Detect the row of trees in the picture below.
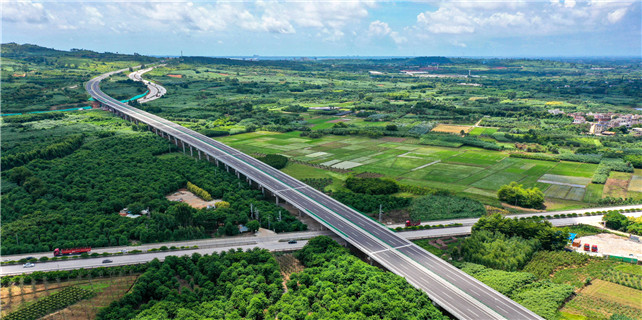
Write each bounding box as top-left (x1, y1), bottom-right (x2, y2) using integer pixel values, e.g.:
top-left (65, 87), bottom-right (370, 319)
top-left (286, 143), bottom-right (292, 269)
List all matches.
top-left (2, 134), bottom-right (85, 170)
top-left (186, 181), bottom-right (213, 201)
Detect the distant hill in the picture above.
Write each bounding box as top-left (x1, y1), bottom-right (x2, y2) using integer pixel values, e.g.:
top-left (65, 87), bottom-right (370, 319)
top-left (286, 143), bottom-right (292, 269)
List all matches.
top-left (1, 43), bottom-right (158, 62)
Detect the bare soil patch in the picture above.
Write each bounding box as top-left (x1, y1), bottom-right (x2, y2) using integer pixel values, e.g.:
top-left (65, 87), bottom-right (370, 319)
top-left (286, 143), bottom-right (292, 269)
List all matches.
top-left (603, 178), bottom-right (630, 199)
top-left (166, 188), bottom-right (221, 209)
top-left (275, 254), bottom-right (305, 292)
top-left (431, 124), bottom-right (473, 134)
top-left (166, 74), bottom-right (183, 78)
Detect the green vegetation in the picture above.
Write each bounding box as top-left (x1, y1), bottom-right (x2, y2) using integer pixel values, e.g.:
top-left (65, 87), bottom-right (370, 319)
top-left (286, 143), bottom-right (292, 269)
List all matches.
top-left (409, 194), bottom-right (486, 221)
top-left (1, 113), bottom-right (304, 254)
top-left (332, 191), bottom-right (410, 213)
top-left (603, 212), bottom-right (642, 235)
top-left (345, 176), bottom-right (399, 195)
top-left (459, 262), bottom-right (574, 320)
top-left (97, 237), bottom-right (447, 319)
top-left (473, 214), bottom-right (569, 251)
top-left (497, 182), bottom-right (545, 209)
top-left (457, 230), bottom-right (540, 271)
top-left (259, 154), bottom-right (289, 169)
top-left (5, 286), bottom-right (95, 320)
top-left (523, 251), bottom-right (591, 280)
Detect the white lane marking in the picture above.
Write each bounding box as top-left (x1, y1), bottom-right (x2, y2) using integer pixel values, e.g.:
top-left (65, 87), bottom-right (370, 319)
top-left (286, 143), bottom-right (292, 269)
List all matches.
top-left (395, 244), bottom-right (412, 250)
top-left (370, 248), bottom-right (390, 255)
top-left (273, 186), bottom-right (309, 193)
top-left (467, 308), bottom-right (480, 318)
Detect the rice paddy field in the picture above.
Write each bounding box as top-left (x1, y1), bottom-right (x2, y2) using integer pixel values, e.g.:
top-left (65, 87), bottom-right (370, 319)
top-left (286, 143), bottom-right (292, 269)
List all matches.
top-left (216, 128), bottom-right (642, 209)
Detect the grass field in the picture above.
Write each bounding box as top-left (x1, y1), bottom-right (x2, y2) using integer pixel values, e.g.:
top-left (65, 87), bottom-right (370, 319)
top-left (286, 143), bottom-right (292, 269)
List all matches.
top-left (216, 132), bottom-right (603, 209)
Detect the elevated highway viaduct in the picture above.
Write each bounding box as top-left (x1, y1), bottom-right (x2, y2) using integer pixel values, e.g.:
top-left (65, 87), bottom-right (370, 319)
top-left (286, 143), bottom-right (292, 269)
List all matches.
top-left (86, 67), bottom-right (543, 320)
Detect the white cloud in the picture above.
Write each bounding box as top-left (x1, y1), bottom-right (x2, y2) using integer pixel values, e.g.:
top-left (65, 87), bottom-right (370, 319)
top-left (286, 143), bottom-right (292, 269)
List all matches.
top-left (2, 1), bottom-right (49, 24)
top-left (607, 7), bottom-right (628, 23)
top-left (368, 20), bottom-right (406, 44)
top-left (415, 0), bottom-right (636, 37)
top-left (369, 20), bottom-right (391, 36)
top-left (2, 0), bottom-right (377, 41)
top-left (417, 7), bottom-right (475, 34)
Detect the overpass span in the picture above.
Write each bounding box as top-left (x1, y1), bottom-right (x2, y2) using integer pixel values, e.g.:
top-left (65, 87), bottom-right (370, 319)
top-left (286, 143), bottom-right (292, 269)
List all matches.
top-left (86, 68), bottom-right (542, 320)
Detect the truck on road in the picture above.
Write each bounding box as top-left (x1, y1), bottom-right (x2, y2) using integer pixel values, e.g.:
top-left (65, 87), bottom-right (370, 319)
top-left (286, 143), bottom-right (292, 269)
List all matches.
top-left (53, 247), bottom-right (91, 256)
top-left (406, 220), bottom-right (421, 227)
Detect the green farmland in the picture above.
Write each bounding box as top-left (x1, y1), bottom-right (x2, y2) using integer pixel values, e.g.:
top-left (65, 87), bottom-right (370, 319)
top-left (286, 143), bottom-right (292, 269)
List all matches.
top-left (216, 128), bottom-right (639, 209)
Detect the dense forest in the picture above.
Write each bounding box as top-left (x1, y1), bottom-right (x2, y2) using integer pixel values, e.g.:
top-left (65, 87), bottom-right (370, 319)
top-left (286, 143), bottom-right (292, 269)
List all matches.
top-left (1, 120), bottom-right (304, 254)
top-left (97, 237), bottom-right (447, 319)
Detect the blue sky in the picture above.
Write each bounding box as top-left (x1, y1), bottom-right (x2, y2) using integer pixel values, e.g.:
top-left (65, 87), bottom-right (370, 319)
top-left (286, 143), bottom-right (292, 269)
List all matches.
top-left (3, 0), bottom-right (640, 57)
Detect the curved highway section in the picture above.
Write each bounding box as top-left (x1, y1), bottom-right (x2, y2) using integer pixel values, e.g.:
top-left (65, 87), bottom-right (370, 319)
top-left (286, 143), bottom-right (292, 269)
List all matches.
top-left (128, 66), bottom-right (167, 103)
top-left (87, 67), bottom-right (543, 320)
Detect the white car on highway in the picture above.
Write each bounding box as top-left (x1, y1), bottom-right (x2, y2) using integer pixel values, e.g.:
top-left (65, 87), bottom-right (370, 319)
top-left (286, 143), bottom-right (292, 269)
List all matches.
top-left (23, 262), bottom-right (35, 268)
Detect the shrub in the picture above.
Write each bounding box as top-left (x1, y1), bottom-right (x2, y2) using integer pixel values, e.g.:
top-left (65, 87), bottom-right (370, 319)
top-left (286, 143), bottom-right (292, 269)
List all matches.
top-left (259, 154), bottom-right (288, 169)
top-left (345, 176), bottom-right (399, 195)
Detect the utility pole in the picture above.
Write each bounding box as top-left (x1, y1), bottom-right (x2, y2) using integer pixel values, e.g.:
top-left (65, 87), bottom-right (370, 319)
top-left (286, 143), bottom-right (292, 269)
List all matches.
top-left (279, 211), bottom-right (282, 221)
top-left (379, 204), bottom-right (383, 222)
top-left (250, 203), bottom-right (254, 219)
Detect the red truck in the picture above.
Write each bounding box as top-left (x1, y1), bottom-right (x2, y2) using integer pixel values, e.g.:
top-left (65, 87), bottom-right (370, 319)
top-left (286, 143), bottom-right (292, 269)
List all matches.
top-left (406, 220), bottom-right (421, 227)
top-left (53, 247), bottom-right (91, 256)
top-left (592, 245), bottom-right (598, 252)
top-left (583, 244), bottom-right (590, 251)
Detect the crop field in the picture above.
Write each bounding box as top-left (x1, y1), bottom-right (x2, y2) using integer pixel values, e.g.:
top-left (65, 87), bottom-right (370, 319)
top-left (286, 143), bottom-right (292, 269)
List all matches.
top-left (603, 172), bottom-right (633, 199)
top-left (561, 280), bottom-right (642, 320)
top-left (469, 127), bottom-right (498, 136)
top-left (627, 170), bottom-right (642, 193)
top-left (216, 132), bottom-right (603, 207)
top-left (538, 174), bottom-right (591, 186)
top-left (545, 184), bottom-right (586, 201)
top-left (431, 124), bottom-right (473, 134)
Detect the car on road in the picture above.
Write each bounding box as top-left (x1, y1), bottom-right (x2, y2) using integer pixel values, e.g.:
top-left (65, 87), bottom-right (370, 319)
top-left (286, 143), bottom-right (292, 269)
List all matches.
top-left (288, 240), bottom-right (297, 244)
top-left (25, 256), bottom-right (35, 260)
top-left (102, 259), bottom-right (113, 263)
top-left (23, 262), bottom-right (35, 268)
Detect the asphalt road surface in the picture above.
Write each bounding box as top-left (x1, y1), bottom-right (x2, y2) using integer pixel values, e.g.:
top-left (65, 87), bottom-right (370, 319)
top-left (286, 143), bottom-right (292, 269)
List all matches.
top-left (84, 68), bottom-right (542, 319)
top-left (127, 66), bottom-right (167, 103)
top-left (1, 240), bottom-right (309, 276)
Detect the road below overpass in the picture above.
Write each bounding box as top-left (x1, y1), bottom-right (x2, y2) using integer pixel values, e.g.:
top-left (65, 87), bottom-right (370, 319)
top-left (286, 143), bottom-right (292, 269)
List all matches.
top-left (1, 239), bottom-right (312, 277)
top-left (85, 67), bottom-right (542, 319)
top-left (6, 207), bottom-right (640, 262)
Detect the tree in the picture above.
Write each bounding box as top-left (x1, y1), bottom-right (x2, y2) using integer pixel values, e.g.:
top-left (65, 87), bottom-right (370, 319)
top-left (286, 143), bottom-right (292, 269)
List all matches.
top-left (497, 182), bottom-right (545, 209)
top-left (224, 222), bottom-right (239, 236)
top-left (603, 212), bottom-right (629, 230)
top-left (168, 203), bottom-right (195, 227)
top-left (246, 220), bottom-right (260, 233)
